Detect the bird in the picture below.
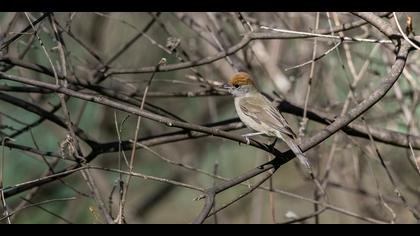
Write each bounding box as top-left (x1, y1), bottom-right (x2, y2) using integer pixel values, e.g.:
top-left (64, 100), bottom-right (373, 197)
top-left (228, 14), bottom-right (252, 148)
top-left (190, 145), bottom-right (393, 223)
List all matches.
top-left (223, 72), bottom-right (311, 169)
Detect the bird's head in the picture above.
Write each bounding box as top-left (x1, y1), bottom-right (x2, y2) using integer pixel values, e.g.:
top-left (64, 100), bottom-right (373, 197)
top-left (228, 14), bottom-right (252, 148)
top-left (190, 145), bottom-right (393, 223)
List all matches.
top-left (223, 72), bottom-right (257, 97)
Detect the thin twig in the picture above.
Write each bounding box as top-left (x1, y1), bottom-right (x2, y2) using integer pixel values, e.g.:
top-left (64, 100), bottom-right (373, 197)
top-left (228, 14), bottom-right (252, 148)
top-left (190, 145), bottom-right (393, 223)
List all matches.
top-left (1, 137), bottom-right (14, 224)
top-left (299, 12), bottom-right (320, 138)
top-left (408, 142), bottom-right (420, 177)
top-left (0, 12), bottom-right (51, 50)
top-left (259, 26), bottom-right (393, 44)
top-left (361, 117), bottom-right (420, 221)
top-left (212, 160), bottom-right (219, 224)
top-left (285, 41), bottom-right (342, 71)
top-left (0, 197), bottom-right (76, 222)
top-left (116, 58), bottom-right (166, 223)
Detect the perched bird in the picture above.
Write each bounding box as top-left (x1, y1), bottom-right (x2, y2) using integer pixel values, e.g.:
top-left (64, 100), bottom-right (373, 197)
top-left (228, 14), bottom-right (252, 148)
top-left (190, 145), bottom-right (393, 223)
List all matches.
top-left (224, 72), bottom-right (310, 169)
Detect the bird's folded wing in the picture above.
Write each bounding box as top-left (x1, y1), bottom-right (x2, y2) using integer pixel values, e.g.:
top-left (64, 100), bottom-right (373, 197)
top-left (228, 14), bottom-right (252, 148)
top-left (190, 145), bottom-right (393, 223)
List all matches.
top-left (239, 95), bottom-right (296, 138)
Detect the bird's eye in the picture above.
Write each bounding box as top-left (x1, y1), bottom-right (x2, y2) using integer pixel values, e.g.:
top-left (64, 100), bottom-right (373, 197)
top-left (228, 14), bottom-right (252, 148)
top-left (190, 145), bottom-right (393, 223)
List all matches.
top-left (234, 84), bottom-right (239, 88)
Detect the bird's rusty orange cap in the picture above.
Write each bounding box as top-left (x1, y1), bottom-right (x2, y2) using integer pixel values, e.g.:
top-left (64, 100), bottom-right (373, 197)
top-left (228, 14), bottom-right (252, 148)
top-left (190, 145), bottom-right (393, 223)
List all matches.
top-left (228, 72), bottom-right (254, 86)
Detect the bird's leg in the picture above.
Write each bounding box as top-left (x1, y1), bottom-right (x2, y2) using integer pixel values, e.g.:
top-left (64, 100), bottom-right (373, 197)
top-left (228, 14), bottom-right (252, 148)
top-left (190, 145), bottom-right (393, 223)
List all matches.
top-left (241, 132), bottom-right (264, 145)
top-left (267, 137), bottom-right (278, 151)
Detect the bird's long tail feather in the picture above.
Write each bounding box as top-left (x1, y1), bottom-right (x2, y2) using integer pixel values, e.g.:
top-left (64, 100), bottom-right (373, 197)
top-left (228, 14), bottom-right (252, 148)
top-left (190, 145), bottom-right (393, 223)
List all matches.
top-left (279, 134), bottom-right (325, 194)
top-left (280, 134), bottom-right (310, 170)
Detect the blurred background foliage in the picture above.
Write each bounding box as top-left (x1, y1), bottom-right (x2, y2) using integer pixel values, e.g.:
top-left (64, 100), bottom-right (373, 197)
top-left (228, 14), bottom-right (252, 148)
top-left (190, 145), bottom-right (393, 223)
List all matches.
top-left (0, 12), bottom-right (420, 223)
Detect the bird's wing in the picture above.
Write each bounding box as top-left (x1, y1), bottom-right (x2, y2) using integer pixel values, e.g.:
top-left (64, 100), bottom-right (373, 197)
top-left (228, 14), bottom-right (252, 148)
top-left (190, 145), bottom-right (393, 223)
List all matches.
top-left (238, 95), bottom-right (296, 138)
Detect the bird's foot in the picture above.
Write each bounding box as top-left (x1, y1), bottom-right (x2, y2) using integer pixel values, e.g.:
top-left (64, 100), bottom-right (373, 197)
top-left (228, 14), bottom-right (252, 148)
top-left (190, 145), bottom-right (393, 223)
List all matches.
top-left (241, 132), bottom-right (264, 145)
top-left (241, 135), bottom-right (251, 145)
top-left (267, 138), bottom-right (278, 151)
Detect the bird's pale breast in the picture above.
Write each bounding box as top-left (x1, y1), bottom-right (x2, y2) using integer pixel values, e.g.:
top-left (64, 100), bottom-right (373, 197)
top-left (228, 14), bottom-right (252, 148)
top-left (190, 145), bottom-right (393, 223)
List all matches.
top-left (234, 97), bottom-right (279, 137)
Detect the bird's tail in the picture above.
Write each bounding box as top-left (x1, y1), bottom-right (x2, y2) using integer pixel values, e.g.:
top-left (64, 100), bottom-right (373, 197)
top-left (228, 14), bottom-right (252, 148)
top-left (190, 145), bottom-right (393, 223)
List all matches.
top-left (279, 134), bottom-right (325, 194)
top-left (279, 134), bottom-right (311, 170)
top-left (281, 135), bottom-right (325, 194)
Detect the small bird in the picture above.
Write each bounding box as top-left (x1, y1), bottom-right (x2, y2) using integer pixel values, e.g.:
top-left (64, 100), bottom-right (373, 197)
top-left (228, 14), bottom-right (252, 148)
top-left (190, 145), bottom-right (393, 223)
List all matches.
top-left (224, 72), bottom-right (310, 169)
